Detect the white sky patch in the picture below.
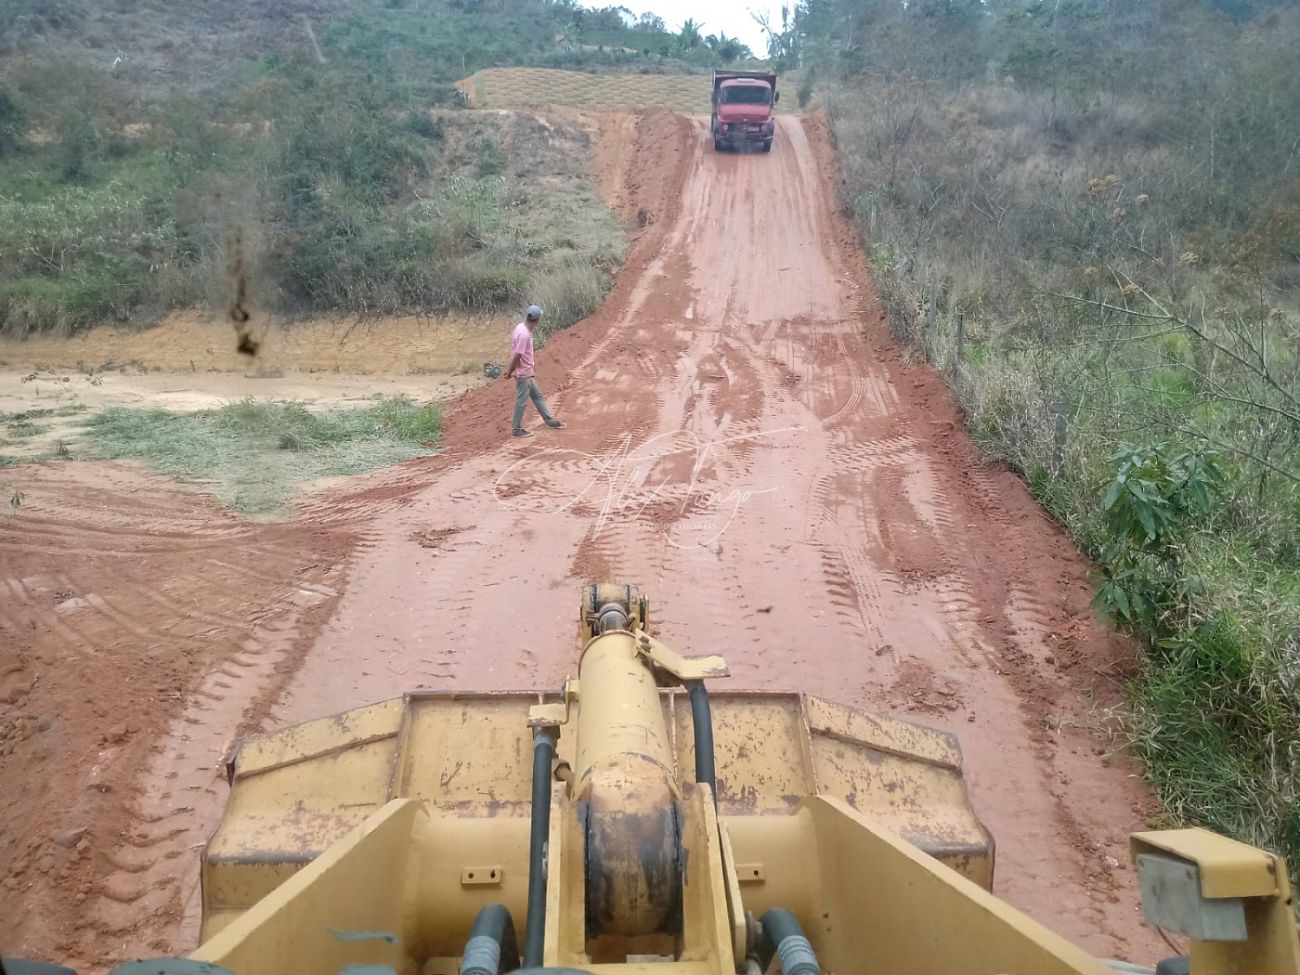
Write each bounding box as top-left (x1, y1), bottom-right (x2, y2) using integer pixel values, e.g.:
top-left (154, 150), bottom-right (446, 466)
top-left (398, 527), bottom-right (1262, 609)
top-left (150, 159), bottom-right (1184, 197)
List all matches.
top-left (594, 2), bottom-right (782, 57)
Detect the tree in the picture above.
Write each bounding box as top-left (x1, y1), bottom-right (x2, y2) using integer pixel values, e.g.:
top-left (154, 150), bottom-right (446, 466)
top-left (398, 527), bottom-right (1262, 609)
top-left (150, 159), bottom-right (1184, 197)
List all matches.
top-left (588, 6), bottom-right (635, 30)
top-left (54, 109), bottom-right (100, 181)
top-left (0, 86), bottom-right (25, 157)
top-left (706, 32), bottom-right (750, 63)
top-left (754, 5), bottom-right (799, 70)
top-left (677, 18), bottom-right (703, 50)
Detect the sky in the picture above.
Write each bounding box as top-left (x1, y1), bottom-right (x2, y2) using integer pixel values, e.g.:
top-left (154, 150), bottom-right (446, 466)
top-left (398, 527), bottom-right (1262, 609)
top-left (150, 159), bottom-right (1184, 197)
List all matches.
top-left (619, 2), bottom-right (783, 57)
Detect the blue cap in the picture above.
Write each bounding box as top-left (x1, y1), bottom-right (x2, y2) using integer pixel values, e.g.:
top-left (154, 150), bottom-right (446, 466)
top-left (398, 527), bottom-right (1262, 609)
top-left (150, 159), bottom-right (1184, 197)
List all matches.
top-left (526, 305), bottom-right (543, 320)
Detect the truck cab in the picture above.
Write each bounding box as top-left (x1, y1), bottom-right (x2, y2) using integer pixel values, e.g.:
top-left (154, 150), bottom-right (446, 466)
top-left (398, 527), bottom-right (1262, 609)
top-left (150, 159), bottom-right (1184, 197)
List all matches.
top-left (711, 70), bottom-right (778, 153)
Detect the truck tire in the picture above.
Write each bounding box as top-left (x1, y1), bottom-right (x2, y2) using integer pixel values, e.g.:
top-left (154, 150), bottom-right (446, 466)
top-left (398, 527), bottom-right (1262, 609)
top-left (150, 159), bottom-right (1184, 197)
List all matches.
top-left (762, 140), bottom-right (773, 153)
top-left (713, 137), bottom-right (724, 152)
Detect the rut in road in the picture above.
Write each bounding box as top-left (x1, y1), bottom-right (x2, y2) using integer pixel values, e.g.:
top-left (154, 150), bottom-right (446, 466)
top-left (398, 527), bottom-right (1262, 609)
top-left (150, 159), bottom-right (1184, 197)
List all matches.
top-left (271, 114), bottom-right (1158, 959)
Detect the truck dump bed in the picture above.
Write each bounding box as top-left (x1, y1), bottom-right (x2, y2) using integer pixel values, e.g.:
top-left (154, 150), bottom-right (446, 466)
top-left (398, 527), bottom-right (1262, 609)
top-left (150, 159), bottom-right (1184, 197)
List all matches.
top-left (712, 70), bottom-right (778, 100)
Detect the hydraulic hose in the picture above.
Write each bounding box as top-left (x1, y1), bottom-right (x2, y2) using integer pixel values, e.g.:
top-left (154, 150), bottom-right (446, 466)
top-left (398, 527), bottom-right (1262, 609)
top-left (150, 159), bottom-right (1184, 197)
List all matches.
top-left (524, 728), bottom-right (556, 968)
top-left (460, 904), bottom-right (521, 975)
top-left (757, 908), bottom-right (821, 975)
top-left (1, 963), bottom-right (78, 975)
top-left (685, 680), bottom-right (717, 801)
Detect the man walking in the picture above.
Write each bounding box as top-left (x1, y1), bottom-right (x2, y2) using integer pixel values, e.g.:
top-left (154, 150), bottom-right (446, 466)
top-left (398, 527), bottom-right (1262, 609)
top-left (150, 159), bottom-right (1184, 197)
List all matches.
top-left (506, 304), bottom-right (565, 438)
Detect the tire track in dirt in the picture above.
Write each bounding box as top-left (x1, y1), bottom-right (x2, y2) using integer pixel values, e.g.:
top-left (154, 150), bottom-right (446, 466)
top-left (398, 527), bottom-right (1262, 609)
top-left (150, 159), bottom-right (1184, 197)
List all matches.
top-left (0, 463), bottom-right (351, 968)
top-left (80, 595), bottom-right (338, 955)
top-left (2, 106), bottom-right (1161, 969)
top-left (264, 110), bottom-right (1158, 960)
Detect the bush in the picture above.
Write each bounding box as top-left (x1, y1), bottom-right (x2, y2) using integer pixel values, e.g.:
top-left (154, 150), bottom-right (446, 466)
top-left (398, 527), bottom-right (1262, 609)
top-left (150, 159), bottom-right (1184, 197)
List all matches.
top-left (809, 0), bottom-right (1300, 866)
top-left (53, 109), bottom-right (100, 181)
top-left (796, 69), bottom-right (816, 108)
top-left (0, 86), bottom-right (25, 156)
top-left (1093, 442), bottom-right (1226, 628)
top-left (529, 264), bottom-right (609, 341)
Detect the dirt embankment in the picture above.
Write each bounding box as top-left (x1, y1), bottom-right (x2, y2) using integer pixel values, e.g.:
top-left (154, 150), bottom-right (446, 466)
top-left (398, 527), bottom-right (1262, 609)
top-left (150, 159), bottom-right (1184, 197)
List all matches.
top-left (2, 106), bottom-right (1162, 969)
top-left (0, 311), bottom-right (505, 377)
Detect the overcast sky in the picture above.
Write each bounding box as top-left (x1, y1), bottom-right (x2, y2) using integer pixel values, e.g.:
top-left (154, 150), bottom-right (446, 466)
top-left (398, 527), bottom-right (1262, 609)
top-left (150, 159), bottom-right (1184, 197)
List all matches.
top-left (618, 2), bottom-right (783, 57)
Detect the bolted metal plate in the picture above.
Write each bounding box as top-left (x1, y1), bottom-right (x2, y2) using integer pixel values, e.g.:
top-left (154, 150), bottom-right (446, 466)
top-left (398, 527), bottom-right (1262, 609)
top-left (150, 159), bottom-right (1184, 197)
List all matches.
top-left (1137, 852), bottom-right (1248, 941)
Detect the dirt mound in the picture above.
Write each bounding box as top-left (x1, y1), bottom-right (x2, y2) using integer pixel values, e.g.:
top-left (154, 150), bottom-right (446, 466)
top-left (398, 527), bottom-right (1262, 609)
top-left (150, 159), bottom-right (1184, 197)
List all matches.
top-left (428, 108), bottom-right (696, 465)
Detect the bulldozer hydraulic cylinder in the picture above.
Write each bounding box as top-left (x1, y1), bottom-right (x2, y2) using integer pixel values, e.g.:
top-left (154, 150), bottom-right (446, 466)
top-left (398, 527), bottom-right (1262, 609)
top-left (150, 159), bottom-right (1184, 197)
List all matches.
top-left (575, 630), bottom-right (674, 778)
top-left (576, 629), bottom-right (683, 940)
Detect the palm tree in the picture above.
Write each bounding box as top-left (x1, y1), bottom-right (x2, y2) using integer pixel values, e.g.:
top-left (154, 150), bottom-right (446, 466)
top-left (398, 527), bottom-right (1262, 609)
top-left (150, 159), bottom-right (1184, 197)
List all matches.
top-left (707, 31), bottom-right (749, 63)
top-left (678, 18), bottom-right (703, 50)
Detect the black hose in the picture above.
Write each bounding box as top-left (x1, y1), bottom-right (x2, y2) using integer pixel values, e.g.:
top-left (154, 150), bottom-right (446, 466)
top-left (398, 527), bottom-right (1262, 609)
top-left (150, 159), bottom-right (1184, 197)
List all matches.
top-left (1, 962), bottom-right (78, 975)
top-left (461, 904), bottom-right (522, 975)
top-left (524, 728), bottom-right (556, 968)
top-left (685, 680), bottom-right (717, 801)
top-left (757, 908), bottom-right (821, 975)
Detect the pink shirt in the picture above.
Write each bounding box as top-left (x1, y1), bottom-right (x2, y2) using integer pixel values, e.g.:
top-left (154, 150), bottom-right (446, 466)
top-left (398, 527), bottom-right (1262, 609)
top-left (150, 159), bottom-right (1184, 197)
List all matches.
top-left (510, 322), bottom-right (535, 378)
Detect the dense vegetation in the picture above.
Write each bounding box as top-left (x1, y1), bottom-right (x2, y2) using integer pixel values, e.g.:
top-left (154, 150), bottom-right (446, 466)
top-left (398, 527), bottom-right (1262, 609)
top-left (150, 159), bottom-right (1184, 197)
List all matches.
top-left (782, 0), bottom-right (1300, 862)
top-left (0, 0), bottom-right (753, 337)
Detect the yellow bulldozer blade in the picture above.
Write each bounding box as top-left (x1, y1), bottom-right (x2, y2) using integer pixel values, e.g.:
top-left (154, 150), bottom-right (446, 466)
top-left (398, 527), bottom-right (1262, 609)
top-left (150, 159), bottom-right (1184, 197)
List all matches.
top-left (104, 585), bottom-right (1300, 975)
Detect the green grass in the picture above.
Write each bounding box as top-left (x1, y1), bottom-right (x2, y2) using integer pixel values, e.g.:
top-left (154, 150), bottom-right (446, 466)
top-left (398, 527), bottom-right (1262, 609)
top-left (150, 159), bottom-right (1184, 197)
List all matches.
top-left (809, 0), bottom-right (1300, 869)
top-left (83, 397), bottom-right (441, 516)
top-left (1129, 544), bottom-right (1300, 856)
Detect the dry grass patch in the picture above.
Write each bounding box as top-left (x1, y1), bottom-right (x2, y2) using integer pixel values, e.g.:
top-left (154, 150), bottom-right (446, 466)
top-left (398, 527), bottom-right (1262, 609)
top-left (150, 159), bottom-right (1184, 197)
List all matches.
top-left (461, 67), bottom-right (799, 115)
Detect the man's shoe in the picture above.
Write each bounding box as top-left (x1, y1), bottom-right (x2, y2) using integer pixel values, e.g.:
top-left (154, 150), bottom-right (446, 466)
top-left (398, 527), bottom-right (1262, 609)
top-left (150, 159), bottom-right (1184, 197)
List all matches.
top-left (544, 419), bottom-right (566, 429)
top-left (512, 428), bottom-right (532, 437)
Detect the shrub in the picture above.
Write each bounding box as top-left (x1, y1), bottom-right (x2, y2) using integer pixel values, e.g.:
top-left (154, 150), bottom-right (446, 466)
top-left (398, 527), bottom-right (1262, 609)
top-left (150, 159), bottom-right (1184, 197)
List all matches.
top-left (1093, 442), bottom-right (1226, 628)
top-left (0, 86), bottom-right (25, 156)
top-left (808, 0), bottom-right (1300, 866)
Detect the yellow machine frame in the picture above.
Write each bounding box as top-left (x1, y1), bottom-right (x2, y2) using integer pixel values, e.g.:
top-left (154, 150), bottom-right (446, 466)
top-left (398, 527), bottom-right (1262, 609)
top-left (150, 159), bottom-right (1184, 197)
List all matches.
top-left (146, 584), bottom-right (1300, 975)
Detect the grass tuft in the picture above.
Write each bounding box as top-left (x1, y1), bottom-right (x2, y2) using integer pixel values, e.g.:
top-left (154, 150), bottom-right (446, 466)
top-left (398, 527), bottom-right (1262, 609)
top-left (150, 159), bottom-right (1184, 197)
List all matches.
top-left (85, 397), bottom-right (441, 516)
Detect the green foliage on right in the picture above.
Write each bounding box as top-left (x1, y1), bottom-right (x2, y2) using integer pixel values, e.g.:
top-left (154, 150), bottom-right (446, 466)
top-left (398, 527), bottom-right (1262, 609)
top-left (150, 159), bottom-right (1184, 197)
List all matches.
top-left (794, 0), bottom-right (1300, 865)
top-left (1094, 443), bottom-right (1225, 628)
top-left (0, 84), bottom-right (23, 156)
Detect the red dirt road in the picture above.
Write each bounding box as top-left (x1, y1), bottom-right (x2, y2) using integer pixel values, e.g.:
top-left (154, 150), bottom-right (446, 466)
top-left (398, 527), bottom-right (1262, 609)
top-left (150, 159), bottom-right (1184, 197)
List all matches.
top-left (1, 111), bottom-right (1162, 967)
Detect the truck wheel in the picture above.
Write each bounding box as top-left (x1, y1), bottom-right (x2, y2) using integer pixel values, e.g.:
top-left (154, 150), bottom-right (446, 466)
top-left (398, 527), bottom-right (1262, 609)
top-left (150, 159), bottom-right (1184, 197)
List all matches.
top-left (713, 137), bottom-right (724, 152)
top-left (761, 140), bottom-right (773, 153)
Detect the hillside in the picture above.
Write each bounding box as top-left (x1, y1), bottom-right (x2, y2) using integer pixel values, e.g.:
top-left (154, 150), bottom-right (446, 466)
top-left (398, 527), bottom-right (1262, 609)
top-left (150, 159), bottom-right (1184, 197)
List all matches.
top-left (0, 0), bottom-right (757, 338)
top-left (0, 0), bottom-right (702, 100)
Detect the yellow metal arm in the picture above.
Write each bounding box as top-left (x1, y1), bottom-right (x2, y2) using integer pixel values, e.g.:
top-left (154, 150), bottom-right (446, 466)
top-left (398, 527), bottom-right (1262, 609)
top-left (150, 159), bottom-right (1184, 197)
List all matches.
top-left (1131, 829), bottom-right (1300, 975)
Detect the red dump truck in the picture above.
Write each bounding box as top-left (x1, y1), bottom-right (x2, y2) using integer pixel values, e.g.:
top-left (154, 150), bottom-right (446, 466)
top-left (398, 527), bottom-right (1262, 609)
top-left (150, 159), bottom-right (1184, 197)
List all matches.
top-left (710, 70), bottom-right (779, 153)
